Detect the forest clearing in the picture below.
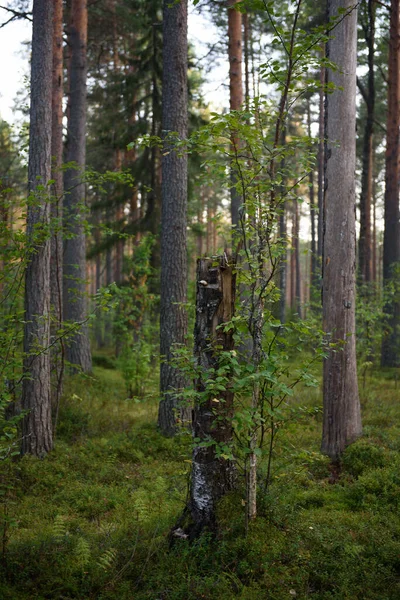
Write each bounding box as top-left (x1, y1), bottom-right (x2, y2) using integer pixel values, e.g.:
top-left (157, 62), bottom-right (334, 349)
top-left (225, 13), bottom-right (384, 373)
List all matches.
top-left (0, 0), bottom-right (400, 598)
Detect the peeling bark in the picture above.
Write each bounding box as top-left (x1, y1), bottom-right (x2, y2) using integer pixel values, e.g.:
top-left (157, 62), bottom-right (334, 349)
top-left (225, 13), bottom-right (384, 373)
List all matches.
top-left (189, 257), bottom-right (236, 531)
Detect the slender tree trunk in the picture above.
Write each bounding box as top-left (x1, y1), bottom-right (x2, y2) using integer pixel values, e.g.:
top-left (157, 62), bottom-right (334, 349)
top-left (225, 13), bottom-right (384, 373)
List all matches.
top-left (188, 257), bottom-right (236, 532)
top-left (317, 55), bottom-right (325, 271)
top-left (279, 127), bottom-right (287, 324)
top-left (21, 0), bottom-right (54, 457)
top-left (307, 98), bottom-right (317, 292)
top-left (243, 12), bottom-right (250, 112)
top-left (294, 199), bottom-right (302, 318)
top-left (322, 0), bottom-right (362, 460)
top-left (358, 0), bottom-right (375, 284)
top-left (158, 0), bottom-right (189, 436)
top-left (372, 166), bottom-right (377, 282)
top-left (381, 0), bottom-right (400, 367)
top-left (50, 0), bottom-right (64, 412)
top-left (228, 0), bottom-right (243, 227)
top-left (63, 0), bottom-right (92, 373)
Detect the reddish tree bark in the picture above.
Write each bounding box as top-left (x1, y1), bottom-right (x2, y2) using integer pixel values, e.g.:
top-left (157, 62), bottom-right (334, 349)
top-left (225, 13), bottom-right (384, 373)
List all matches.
top-left (381, 0), bottom-right (400, 367)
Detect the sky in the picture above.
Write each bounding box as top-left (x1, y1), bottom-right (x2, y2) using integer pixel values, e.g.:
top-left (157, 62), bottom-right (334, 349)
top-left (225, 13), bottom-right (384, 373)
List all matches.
top-left (0, 5), bottom-right (228, 124)
top-left (0, 9), bottom-right (31, 122)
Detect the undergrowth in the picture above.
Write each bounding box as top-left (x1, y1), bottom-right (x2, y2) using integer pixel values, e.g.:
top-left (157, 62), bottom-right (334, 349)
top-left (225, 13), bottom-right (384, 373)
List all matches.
top-left (1, 365), bottom-right (400, 599)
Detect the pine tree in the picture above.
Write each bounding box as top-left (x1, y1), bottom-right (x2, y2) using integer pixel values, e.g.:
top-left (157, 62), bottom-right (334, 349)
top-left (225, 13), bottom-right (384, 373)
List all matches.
top-left (158, 0), bottom-right (189, 436)
top-left (21, 0), bottom-right (54, 456)
top-left (322, 0), bottom-right (362, 460)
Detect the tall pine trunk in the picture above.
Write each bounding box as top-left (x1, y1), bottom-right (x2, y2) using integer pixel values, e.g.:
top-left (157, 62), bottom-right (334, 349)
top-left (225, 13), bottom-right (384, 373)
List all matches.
top-left (358, 0), bottom-right (375, 284)
top-left (228, 0), bottom-right (243, 227)
top-left (158, 0), bottom-right (189, 436)
top-left (322, 0), bottom-right (362, 460)
top-left (22, 0), bottom-right (54, 456)
top-left (50, 0), bottom-right (64, 412)
top-left (317, 56), bottom-right (325, 271)
top-left (63, 0), bottom-right (92, 373)
top-left (381, 0), bottom-right (400, 367)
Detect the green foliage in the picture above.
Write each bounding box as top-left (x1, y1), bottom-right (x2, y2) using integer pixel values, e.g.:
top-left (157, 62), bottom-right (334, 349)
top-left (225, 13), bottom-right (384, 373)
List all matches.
top-left (109, 235), bottom-right (159, 399)
top-left (1, 366), bottom-right (400, 599)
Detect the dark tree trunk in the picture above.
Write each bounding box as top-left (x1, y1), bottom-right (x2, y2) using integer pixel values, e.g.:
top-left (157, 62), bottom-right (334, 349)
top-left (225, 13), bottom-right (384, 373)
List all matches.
top-left (228, 0), bottom-right (243, 227)
top-left (294, 199), bottom-right (302, 318)
top-left (63, 0), bottom-right (92, 373)
top-left (358, 0), bottom-right (375, 284)
top-left (307, 97), bottom-right (318, 292)
top-left (317, 56), bottom-right (325, 270)
top-left (50, 0), bottom-right (64, 412)
top-left (381, 0), bottom-right (400, 367)
top-left (322, 0), bottom-right (362, 460)
top-left (21, 0), bottom-right (54, 457)
top-left (158, 0), bottom-right (189, 436)
top-left (189, 257), bottom-right (236, 531)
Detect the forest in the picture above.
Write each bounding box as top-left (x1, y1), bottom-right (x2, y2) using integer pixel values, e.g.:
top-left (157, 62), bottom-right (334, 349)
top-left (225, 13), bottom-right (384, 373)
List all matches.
top-left (0, 0), bottom-right (400, 598)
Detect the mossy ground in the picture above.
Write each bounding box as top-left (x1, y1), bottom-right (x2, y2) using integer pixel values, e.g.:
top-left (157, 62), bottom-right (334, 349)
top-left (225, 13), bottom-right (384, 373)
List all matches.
top-left (1, 364), bottom-right (400, 599)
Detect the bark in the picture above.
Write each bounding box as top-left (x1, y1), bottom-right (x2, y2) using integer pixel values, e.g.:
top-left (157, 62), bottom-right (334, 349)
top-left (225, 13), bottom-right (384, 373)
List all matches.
top-left (317, 56), bottom-right (325, 268)
top-left (158, 0), bottom-right (189, 436)
top-left (294, 199), bottom-right (302, 318)
top-left (21, 0), bottom-right (54, 457)
top-left (381, 0), bottom-right (400, 367)
top-left (307, 98), bottom-right (318, 292)
top-left (50, 0), bottom-right (64, 412)
top-left (114, 149), bottom-right (124, 285)
top-left (228, 0), bottom-right (243, 227)
top-left (63, 0), bottom-right (92, 373)
top-left (358, 0), bottom-right (375, 284)
top-left (189, 257), bottom-right (236, 531)
top-left (243, 12), bottom-right (250, 112)
top-left (322, 0), bottom-right (362, 460)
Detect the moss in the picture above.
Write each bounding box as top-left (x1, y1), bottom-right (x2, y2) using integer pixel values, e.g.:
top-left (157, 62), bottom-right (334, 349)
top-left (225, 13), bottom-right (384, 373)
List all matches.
top-left (2, 367), bottom-right (400, 599)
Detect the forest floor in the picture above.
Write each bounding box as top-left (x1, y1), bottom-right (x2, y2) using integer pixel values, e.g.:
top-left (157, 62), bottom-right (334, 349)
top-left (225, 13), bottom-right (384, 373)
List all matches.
top-left (1, 359), bottom-right (400, 599)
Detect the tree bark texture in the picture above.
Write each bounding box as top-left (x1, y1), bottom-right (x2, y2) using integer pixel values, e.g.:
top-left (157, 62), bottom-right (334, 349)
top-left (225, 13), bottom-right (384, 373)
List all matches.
top-left (322, 0), bottom-right (362, 460)
top-left (317, 57), bottom-right (325, 268)
top-left (381, 0), bottom-right (400, 367)
top-left (63, 0), bottom-right (92, 373)
top-left (358, 0), bottom-right (375, 284)
top-left (50, 0), bottom-right (64, 409)
top-left (307, 98), bottom-right (318, 292)
top-left (158, 0), bottom-right (189, 436)
top-left (190, 257), bottom-right (236, 530)
top-left (228, 0), bottom-right (243, 227)
top-left (22, 0), bottom-right (54, 457)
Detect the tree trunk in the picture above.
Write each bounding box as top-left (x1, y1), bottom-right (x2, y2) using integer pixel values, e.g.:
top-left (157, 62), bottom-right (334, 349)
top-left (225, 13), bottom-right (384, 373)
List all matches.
top-left (322, 0), bottom-right (362, 460)
top-left (21, 0), bottom-right (54, 457)
top-left (228, 0), bottom-right (243, 227)
top-left (317, 56), bottom-right (325, 270)
top-left (307, 97), bottom-right (318, 292)
top-left (50, 0), bottom-right (64, 412)
top-left (381, 0), bottom-right (400, 367)
top-left (158, 0), bottom-right (189, 436)
top-left (63, 0), bottom-right (92, 373)
top-left (189, 257), bottom-right (236, 531)
top-left (294, 199), bottom-right (302, 318)
top-left (358, 0), bottom-right (375, 284)
top-left (243, 12), bottom-right (250, 112)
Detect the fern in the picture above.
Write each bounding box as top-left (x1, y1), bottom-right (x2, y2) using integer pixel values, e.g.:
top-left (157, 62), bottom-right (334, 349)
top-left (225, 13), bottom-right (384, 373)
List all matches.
top-left (97, 547), bottom-right (117, 572)
top-left (74, 537), bottom-right (91, 571)
top-left (52, 515), bottom-right (68, 542)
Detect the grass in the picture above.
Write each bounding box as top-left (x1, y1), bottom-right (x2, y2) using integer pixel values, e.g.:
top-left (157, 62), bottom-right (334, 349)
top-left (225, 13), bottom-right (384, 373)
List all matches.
top-left (1, 364), bottom-right (400, 599)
